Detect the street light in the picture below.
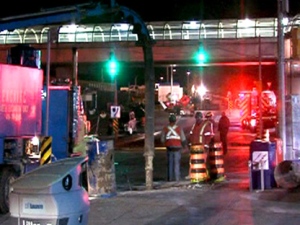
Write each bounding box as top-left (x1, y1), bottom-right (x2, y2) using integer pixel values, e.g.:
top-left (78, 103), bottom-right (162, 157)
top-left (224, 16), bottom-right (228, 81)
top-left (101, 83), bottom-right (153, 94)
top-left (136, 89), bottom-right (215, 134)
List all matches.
top-left (197, 83), bottom-right (207, 100)
top-left (197, 83), bottom-right (207, 109)
top-left (186, 70), bottom-right (191, 95)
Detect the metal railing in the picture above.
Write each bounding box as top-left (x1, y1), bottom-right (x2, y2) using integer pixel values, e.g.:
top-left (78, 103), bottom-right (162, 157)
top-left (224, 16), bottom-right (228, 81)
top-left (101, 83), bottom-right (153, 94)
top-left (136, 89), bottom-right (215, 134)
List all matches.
top-left (0, 16), bottom-right (299, 45)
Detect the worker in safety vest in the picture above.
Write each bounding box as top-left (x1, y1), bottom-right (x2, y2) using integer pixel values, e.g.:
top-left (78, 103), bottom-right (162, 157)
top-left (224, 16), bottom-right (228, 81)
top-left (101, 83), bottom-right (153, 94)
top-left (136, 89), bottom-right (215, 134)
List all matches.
top-left (189, 111), bottom-right (215, 146)
top-left (186, 111), bottom-right (205, 180)
top-left (161, 113), bottom-right (188, 181)
top-left (189, 111), bottom-right (205, 145)
top-left (203, 111), bottom-right (217, 146)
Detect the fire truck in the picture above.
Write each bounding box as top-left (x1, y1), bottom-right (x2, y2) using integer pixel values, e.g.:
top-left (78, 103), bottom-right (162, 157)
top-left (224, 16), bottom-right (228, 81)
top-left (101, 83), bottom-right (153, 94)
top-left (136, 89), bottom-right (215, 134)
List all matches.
top-left (239, 89), bottom-right (277, 132)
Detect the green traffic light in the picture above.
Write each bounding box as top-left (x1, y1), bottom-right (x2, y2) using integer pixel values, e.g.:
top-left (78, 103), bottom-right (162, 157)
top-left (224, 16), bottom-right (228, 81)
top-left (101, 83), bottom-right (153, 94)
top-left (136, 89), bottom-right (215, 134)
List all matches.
top-left (195, 45), bottom-right (208, 64)
top-left (197, 52), bottom-right (206, 62)
top-left (107, 52), bottom-right (119, 77)
top-left (109, 60), bottom-right (117, 76)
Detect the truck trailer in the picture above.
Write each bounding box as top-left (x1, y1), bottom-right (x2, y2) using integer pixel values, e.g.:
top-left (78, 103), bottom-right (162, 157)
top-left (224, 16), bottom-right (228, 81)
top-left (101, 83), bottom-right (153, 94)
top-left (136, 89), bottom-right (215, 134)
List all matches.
top-left (0, 63), bottom-right (88, 213)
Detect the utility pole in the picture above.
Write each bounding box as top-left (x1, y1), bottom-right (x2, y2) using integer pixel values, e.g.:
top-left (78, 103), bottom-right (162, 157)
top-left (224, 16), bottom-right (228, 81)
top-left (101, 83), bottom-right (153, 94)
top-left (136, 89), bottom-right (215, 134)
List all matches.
top-left (107, 48), bottom-right (119, 142)
top-left (277, 0), bottom-right (288, 159)
top-left (44, 30), bottom-right (51, 136)
top-left (143, 40), bottom-right (155, 190)
top-left (187, 70), bottom-right (191, 95)
top-left (258, 36), bottom-right (263, 139)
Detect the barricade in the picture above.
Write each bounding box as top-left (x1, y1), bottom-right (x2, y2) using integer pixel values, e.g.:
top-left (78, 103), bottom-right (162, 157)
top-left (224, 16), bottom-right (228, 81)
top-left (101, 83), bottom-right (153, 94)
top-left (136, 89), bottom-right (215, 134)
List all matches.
top-left (87, 138), bottom-right (117, 198)
top-left (189, 144), bottom-right (208, 183)
top-left (249, 140), bottom-right (276, 190)
top-left (207, 142), bottom-right (225, 182)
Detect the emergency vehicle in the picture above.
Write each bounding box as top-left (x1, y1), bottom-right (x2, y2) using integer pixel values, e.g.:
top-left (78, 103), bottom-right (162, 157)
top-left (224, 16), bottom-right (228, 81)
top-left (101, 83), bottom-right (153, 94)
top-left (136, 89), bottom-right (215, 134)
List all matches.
top-left (239, 89), bottom-right (277, 132)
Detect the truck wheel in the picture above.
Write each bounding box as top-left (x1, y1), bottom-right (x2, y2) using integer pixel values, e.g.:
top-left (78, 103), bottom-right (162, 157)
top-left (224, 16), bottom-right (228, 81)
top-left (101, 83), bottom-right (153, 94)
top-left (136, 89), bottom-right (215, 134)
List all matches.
top-left (0, 168), bottom-right (18, 213)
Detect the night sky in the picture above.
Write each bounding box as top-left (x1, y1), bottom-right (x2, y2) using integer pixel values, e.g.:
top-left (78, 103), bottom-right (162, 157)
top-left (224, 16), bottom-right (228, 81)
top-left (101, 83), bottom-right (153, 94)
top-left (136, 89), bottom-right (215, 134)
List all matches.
top-left (1, 1), bottom-right (299, 97)
top-left (1, 0), bottom-right (300, 21)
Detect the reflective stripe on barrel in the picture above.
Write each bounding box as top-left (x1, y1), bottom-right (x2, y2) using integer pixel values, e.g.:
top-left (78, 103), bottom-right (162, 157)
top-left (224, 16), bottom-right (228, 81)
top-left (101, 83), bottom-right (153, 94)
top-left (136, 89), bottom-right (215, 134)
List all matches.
top-left (208, 142), bottom-right (225, 181)
top-left (190, 145), bottom-right (208, 183)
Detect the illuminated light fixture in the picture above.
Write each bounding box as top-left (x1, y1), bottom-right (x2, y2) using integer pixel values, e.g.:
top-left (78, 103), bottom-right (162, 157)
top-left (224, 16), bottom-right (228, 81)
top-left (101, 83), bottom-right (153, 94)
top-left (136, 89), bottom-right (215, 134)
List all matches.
top-left (118, 23), bottom-right (130, 31)
top-left (60, 24), bottom-right (77, 41)
top-left (68, 24), bottom-right (77, 32)
top-left (31, 136), bottom-right (39, 146)
top-left (191, 84), bottom-right (195, 93)
top-left (239, 18), bottom-right (254, 28)
top-left (250, 118), bottom-right (256, 127)
top-left (188, 21), bottom-right (199, 29)
top-left (197, 83), bottom-right (207, 99)
top-left (282, 17), bottom-right (289, 26)
top-left (183, 21), bottom-right (199, 30)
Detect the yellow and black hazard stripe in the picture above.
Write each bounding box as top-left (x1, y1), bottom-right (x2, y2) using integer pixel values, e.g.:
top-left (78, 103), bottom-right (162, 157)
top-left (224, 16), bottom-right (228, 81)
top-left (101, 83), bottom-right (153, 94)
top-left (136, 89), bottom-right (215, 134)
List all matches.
top-left (240, 95), bottom-right (250, 123)
top-left (113, 118), bottom-right (119, 134)
top-left (40, 136), bottom-right (52, 165)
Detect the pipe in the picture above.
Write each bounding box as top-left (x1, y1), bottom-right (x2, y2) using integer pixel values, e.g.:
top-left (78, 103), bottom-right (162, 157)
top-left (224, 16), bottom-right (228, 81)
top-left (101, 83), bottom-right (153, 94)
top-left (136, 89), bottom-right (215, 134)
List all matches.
top-left (274, 160), bottom-right (300, 189)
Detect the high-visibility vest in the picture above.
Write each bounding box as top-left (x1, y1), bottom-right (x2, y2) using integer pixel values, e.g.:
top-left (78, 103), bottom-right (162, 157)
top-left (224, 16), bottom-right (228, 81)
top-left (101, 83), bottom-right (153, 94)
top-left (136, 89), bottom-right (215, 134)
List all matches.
top-left (190, 120), bottom-right (213, 144)
top-left (164, 125), bottom-right (182, 147)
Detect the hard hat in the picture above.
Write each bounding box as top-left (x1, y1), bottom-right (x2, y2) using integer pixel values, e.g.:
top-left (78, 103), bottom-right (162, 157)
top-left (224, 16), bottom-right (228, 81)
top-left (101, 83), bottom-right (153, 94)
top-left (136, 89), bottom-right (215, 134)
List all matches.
top-left (195, 111), bottom-right (203, 119)
top-left (169, 113), bottom-right (177, 123)
top-left (205, 111), bottom-right (213, 118)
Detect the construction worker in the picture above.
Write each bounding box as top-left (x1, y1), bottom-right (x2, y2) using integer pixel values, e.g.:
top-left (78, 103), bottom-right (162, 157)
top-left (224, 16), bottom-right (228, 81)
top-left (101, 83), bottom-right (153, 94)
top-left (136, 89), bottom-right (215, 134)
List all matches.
top-left (161, 113), bottom-right (188, 181)
top-left (203, 111), bottom-right (217, 146)
top-left (187, 111), bottom-right (219, 182)
top-left (96, 110), bottom-right (112, 136)
top-left (204, 111), bottom-right (227, 182)
top-left (188, 111), bottom-right (216, 149)
top-left (186, 111), bottom-right (205, 180)
top-left (189, 111), bottom-right (205, 145)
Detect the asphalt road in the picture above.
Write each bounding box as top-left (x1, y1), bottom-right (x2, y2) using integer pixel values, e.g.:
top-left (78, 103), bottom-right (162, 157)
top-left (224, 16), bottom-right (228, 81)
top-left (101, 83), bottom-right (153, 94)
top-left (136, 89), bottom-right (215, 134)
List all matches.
top-left (0, 109), bottom-right (255, 222)
top-left (114, 109), bottom-right (255, 191)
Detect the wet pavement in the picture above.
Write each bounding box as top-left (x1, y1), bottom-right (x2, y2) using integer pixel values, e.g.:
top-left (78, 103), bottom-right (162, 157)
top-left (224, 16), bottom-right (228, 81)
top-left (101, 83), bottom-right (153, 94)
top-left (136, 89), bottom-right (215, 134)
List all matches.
top-left (86, 144), bottom-right (300, 225)
top-left (2, 147), bottom-right (300, 225)
top-left (1, 116), bottom-right (299, 225)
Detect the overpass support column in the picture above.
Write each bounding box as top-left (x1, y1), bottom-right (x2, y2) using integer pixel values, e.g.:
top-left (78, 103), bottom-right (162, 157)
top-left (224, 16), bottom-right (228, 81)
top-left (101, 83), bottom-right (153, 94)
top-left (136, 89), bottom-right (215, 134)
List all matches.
top-left (143, 40), bottom-right (155, 190)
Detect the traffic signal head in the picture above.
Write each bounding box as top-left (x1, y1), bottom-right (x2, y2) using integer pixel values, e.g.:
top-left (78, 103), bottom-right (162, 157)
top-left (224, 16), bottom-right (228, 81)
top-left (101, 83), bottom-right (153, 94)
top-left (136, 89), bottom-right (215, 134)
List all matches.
top-left (107, 51), bottom-right (119, 77)
top-left (194, 44), bottom-right (208, 64)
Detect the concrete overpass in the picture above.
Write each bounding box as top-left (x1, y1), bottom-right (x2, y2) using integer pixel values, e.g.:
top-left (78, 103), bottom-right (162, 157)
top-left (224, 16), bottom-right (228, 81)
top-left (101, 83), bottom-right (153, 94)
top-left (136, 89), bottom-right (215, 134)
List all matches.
top-left (0, 17), bottom-right (293, 66)
top-left (0, 38), bottom-right (277, 65)
top-left (0, 17), bottom-right (299, 88)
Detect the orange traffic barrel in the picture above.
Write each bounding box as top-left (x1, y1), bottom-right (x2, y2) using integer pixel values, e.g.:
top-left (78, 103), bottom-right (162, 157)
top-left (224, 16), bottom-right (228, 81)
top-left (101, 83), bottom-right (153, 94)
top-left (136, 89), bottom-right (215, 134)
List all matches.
top-left (189, 144), bottom-right (208, 183)
top-left (208, 142), bottom-right (225, 182)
